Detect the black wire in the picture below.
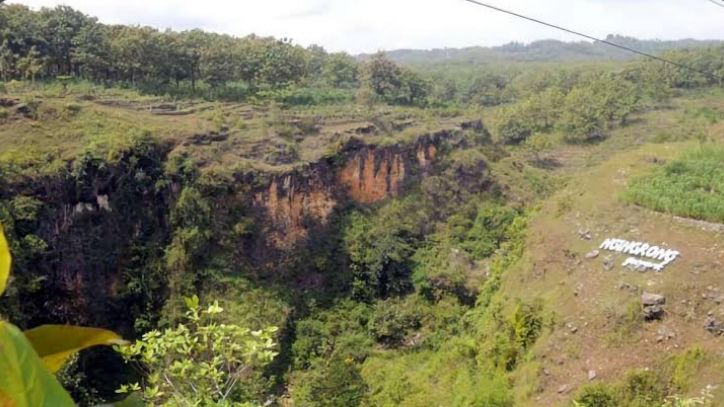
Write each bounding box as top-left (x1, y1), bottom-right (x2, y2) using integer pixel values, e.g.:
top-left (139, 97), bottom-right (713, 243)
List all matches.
top-left (708, 0), bottom-right (724, 8)
top-left (461, 0), bottom-right (722, 82)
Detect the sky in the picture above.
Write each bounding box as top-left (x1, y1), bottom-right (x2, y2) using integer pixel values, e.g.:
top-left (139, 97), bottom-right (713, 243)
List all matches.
top-left (7, 0), bottom-right (724, 54)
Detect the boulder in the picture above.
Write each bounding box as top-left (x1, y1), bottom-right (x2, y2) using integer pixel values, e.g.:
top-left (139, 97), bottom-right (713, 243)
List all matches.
top-left (643, 305), bottom-right (664, 321)
top-left (704, 318), bottom-right (724, 336)
top-left (585, 249), bottom-right (600, 259)
top-left (15, 103), bottom-right (32, 117)
top-left (641, 292), bottom-right (666, 306)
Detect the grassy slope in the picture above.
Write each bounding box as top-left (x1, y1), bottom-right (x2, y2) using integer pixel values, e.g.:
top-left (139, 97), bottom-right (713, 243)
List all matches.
top-left (498, 91), bottom-right (724, 405)
top-left (0, 84), bottom-right (477, 181)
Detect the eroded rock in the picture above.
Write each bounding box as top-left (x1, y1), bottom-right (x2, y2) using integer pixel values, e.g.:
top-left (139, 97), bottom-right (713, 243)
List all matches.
top-left (641, 292), bottom-right (666, 306)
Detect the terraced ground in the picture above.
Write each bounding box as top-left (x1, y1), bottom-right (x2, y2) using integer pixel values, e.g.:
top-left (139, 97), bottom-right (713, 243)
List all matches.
top-left (0, 85), bottom-right (478, 180)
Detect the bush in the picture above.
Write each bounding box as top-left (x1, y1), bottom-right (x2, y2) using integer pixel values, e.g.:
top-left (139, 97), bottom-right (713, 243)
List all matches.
top-left (368, 298), bottom-right (421, 346)
top-left (116, 296), bottom-right (278, 406)
top-left (461, 204), bottom-right (519, 260)
top-left (575, 384), bottom-right (619, 407)
top-left (623, 146), bottom-right (724, 223)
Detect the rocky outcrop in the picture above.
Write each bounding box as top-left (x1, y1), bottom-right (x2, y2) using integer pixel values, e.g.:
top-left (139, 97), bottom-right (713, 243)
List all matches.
top-left (1, 120), bottom-right (487, 329)
top-left (252, 130), bottom-right (458, 248)
top-left (0, 141), bottom-right (172, 331)
top-left (642, 292), bottom-right (666, 321)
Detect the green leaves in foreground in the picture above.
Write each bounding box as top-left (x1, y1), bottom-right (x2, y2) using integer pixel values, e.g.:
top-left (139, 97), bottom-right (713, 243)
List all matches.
top-left (24, 325), bottom-right (128, 373)
top-left (0, 224), bottom-right (126, 405)
top-left (0, 224), bottom-right (11, 296)
top-left (0, 322), bottom-right (76, 407)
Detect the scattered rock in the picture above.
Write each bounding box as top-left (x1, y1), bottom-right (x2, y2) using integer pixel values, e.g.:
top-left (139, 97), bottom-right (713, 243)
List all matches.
top-left (557, 384), bottom-right (571, 394)
top-left (618, 282), bottom-right (639, 294)
top-left (705, 318), bottom-right (724, 336)
top-left (577, 229), bottom-right (592, 240)
top-left (354, 124), bottom-right (377, 135)
top-left (585, 249), bottom-right (600, 259)
top-left (644, 156), bottom-right (666, 165)
top-left (0, 97), bottom-right (19, 107)
top-left (603, 255), bottom-right (615, 271)
top-left (15, 103), bottom-right (32, 117)
top-left (643, 305), bottom-right (665, 321)
top-left (188, 131), bottom-right (229, 145)
top-left (641, 292), bottom-right (666, 306)
top-left (588, 370), bottom-right (597, 381)
top-left (641, 292), bottom-right (666, 321)
top-left (657, 326), bottom-right (676, 340)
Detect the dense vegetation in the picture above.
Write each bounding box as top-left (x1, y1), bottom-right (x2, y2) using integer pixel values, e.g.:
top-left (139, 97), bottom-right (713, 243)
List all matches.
top-left (1, 2), bottom-right (724, 407)
top-left (624, 146), bottom-right (724, 223)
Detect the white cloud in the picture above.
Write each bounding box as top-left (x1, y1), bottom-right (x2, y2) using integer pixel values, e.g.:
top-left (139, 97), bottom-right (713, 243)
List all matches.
top-left (7, 0), bottom-right (724, 53)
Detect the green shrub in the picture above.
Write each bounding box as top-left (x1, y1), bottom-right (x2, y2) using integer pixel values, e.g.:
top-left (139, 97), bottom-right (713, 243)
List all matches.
top-left (623, 146), bottom-right (724, 223)
top-left (368, 298), bottom-right (421, 346)
top-left (666, 346), bottom-right (705, 392)
top-left (575, 384), bottom-right (619, 407)
top-left (462, 204), bottom-right (519, 260)
top-left (342, 206), bottom-right (417, 300)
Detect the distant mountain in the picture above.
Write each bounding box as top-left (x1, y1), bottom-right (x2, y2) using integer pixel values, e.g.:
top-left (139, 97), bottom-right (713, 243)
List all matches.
top-left (361, 35), bottom-right (723, 65)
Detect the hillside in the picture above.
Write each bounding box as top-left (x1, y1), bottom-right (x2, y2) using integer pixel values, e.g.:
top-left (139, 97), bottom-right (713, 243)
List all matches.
top-left (372, 36), bottom-right (723, 65)
top-left (1, 3), bottom-right (724, 407)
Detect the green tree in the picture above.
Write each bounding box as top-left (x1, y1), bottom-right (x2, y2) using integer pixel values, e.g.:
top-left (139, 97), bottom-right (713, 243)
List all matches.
top-left (16, 45), bottom-right (44, 83)
top-left (362, 52), bottom-right (403, 102)
top-left (0, 40), bottom-right (16, 81)
top-left (39, 5), bottom-right (92, 75)
top-left (71, 22), bottom-right (111, 81)
top-left (323, 52), bottom-right (359, 88)
top-left (116, 295), bottom-right (278, 406)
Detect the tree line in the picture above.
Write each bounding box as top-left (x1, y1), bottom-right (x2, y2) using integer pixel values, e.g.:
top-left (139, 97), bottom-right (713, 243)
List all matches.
top-left (0, 3), bottom-right (721, 110)
top-left (0, 4), bottom-right (433, 105)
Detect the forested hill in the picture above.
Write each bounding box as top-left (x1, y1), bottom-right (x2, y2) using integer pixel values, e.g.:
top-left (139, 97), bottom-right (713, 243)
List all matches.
top-left (371, 35), bottom-right (723, 65)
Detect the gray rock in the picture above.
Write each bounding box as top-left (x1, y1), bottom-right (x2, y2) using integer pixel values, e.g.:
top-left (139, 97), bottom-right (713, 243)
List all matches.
top-left (578, 229), bottom-right (592, 240)
top-left (585, 250), bottom-right (600, 259)
top-left (15, 103), bottom-right (32, 117)
top-left (557, 384), bottom-right (571, 394)
top-left (643, 305), bottom-right (665, 321)
top-left (704, 318), bottom-right (724, 336)
top-left (641, 292), bottom-right (666, 306)
top-left (588, 370), bottom-right (597, 381)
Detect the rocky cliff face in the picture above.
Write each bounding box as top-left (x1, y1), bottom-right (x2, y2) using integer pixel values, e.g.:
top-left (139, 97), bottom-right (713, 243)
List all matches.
top-left (0, 142), bottom-right (172, 331)
top-left (253, 131), bottom-right (450, 249)
top-left (0, 121), bottom-right (483, 329)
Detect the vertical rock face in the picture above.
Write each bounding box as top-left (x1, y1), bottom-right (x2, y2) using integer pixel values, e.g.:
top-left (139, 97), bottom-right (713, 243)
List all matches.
top-left (337, 147), bottom-right (407, 204)
top-left (254, 172), bottom-right (336, 249)
top-left (416, 143), bottom-right (437, 169)
top-left (5, 145), bottom-right (172, 330)
top-left (253, 133), bottom-right (452, 248)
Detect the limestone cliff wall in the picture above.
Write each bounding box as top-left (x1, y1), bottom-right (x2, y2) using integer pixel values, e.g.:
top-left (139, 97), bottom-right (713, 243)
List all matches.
top-left (252, 131), bottom-right (451, 249)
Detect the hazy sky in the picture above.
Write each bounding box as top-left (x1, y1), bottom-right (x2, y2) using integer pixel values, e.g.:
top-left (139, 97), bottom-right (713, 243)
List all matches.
top-left (8, 0), bottom-right (724, 53)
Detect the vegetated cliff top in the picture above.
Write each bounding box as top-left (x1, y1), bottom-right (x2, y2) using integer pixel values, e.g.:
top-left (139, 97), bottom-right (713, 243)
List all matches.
top-left (0, 84), bottom-right (477, 180)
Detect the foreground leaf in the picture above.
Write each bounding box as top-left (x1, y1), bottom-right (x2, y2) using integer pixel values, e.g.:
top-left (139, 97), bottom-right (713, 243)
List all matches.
top-left (0, 321), bottom-right (75, 407)
top-left (112, 393), bottom-right (145, 407)
top-left (0, 225), bottom-right (11, 296)
top-left (24, 325), bottom-right (127, 373)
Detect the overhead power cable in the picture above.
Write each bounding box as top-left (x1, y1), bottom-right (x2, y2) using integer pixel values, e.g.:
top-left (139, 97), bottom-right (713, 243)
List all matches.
top-left (461, 0), bottom-right (722, 82)
top-left (708, 0), bottom-right (724, 8)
